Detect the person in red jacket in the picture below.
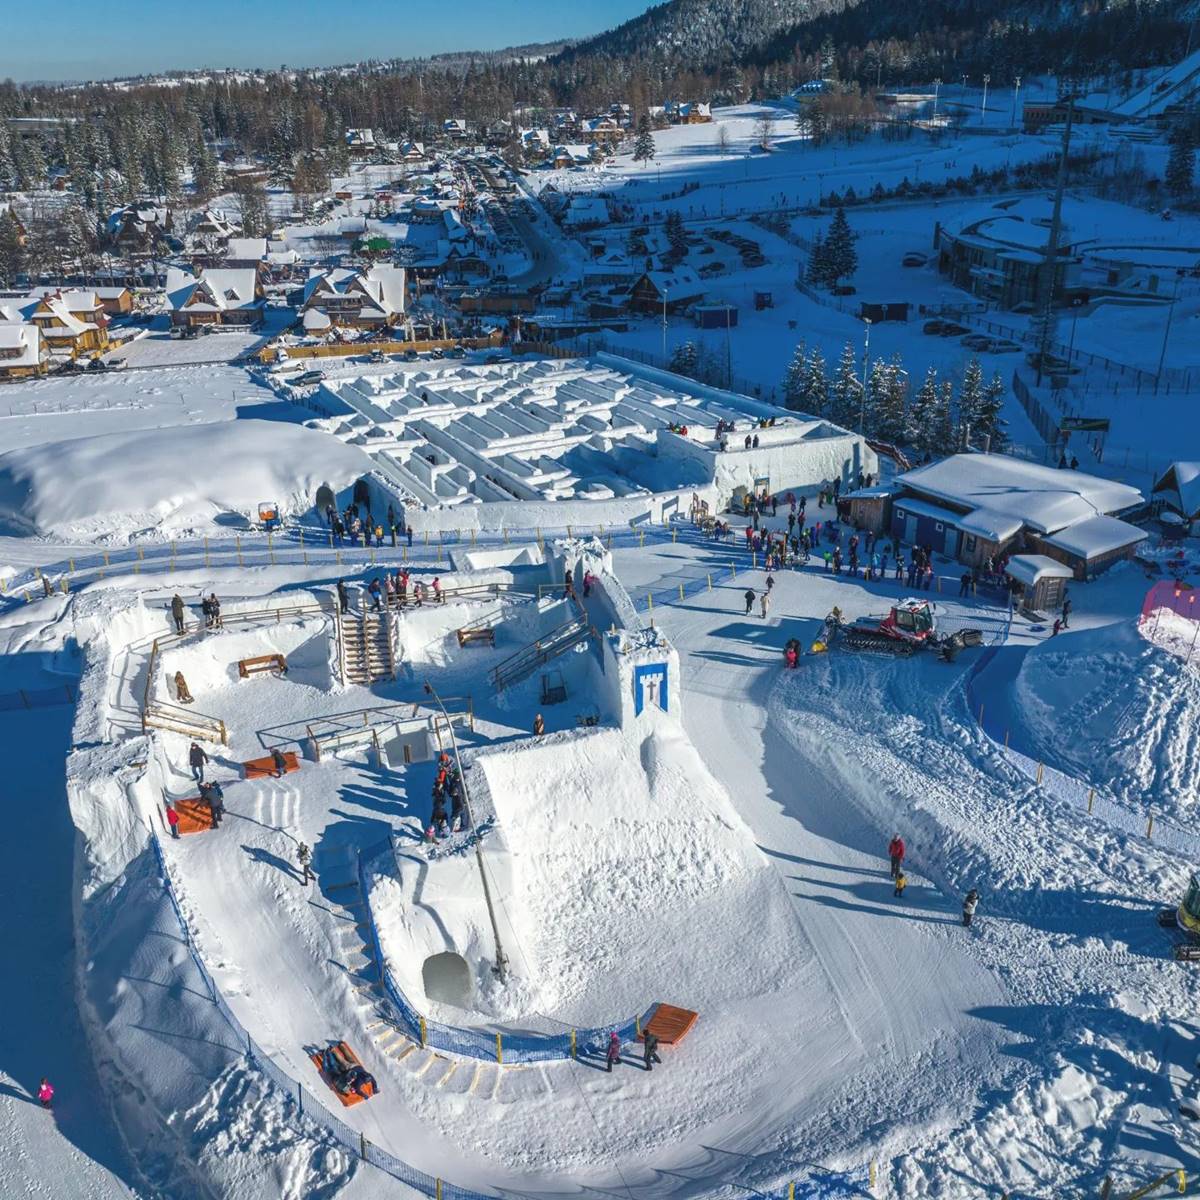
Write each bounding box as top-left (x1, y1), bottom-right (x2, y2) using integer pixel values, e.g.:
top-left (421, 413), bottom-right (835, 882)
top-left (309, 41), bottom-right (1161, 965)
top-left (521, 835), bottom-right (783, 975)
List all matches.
top-left (37, 1078), bottom-right (53, 1109)
top-left (888, 834), bottom-right (905, 880)
top-left (165, 802), bottom-right (180, 840)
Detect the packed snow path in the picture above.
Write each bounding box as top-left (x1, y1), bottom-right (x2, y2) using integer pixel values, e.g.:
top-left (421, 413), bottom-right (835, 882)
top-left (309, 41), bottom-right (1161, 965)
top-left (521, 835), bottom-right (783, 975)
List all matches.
top-left (0, 709), bottom-right (136, 1199)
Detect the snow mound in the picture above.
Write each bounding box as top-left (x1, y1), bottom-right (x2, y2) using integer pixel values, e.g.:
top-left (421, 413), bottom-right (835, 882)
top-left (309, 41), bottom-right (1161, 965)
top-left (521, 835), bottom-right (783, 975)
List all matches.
top-left (1012, 620), bottom-right (1200, 821)
top-left (386, 723), bottom-right (803, 1028)
top-left (0, 419), bottom-right (373, 542)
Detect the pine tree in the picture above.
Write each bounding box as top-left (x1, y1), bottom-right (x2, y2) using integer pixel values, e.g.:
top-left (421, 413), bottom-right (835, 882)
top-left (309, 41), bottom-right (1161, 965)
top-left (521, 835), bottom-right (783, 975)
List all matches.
top-left (235, 179), bottom-right (269, 237)
top-left (632, 114), bottom-right (655, 167)
top-left (805, 234), bottom-right (828, 286)
top-left (823, 205), bottom-right (857, 287)
top-left (806, 346), bottom-right (829, 418)
top-left (862, 357), bottom-right (890, 436)
top-left (1166, 120), bottom-right (1196, 198)
top-left (875, 354), bottom-right (908, 442)
top-left (783, 340), bottom-right (808, 409)
top-left (907, 366), bottom-right (940, 453)
top-left (0, 209), bottom-right (26, 285)
top-left (830, 340), bottom-right (861, 430)
top-left (669, 340), bottom-right (698, 377)
top-left (933, 380), bottom-right (956, 455)
top-left (665, 210), bottom-right (686, 256)
top-left (977, 371), bottom-right (1007, 451)
top-left (192, 142), bottom-right (220, 203)
top-left (957, 358), bottom-right (985, 448)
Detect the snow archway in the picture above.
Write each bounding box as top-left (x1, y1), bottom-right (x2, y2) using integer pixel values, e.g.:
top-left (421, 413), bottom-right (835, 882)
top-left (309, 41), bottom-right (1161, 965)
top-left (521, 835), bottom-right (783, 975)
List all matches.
top-left (422, 952), bottom-right (472, 1009)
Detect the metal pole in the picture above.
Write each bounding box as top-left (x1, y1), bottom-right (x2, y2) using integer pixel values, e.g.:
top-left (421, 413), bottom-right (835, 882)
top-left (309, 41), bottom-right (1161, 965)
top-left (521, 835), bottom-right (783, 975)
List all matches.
top-left (1155, 270), bottom-right (1182, 390)
top-left (423, 680), bottom-right (508, 981)
top-left (1011, 75), bottom-right (1022, 127)
top-left (981, 74), bottom-right (991, 124)
top-left (1036, 97), bottom-right (1075, 385)
top-left (858, 318), bottom-right (872, 433)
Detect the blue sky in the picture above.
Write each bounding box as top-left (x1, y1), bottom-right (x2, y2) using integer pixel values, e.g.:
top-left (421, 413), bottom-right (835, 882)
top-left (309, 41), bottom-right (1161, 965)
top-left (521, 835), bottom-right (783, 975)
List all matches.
top-left (1, 0), bottom-right (648, 82)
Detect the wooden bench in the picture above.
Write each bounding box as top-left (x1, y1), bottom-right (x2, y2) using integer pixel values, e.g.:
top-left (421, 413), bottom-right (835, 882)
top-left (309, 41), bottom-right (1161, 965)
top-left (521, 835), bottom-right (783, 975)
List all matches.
top-left (637, 1003), bottom-right (699, 1046)
top-left (173, 797), bottom-right (216, 835)
top-left (237, 653), bottom-right (287, 678)
top-left (309, 1041), bottom-right (376, 1107)
top-left (242, 750), bottom-right (300, 780)
top-left (456, 627), bottom-right (495, 648)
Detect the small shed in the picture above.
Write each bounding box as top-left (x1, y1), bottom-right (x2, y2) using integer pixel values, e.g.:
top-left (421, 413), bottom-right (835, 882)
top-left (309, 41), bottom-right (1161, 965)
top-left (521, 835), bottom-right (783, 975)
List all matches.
top-left (859, 301), bottom-right (910, 323)
top-left (1034, 514), bottom-right (1148, 580)
top-left (1153, 461), bottom-right (1200, 521)
top-left (694, 302), bottom-right (738, 329)
top-left (1005, 554), bottom-right (1073, 615)
top-left (843, 486), bottom-right (894, 533)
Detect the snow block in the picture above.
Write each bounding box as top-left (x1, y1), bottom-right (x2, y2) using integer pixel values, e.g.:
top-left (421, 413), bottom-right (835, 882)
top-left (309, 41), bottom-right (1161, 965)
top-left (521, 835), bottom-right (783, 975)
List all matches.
top-left (242, 751), bottom-right (300, 780)
top-left (638, 1003), bottom-right (699, 1045)
top-left (174, 798), bottom-right (216, 835)
top-left (309, 1041), bottom-right (376, 1106)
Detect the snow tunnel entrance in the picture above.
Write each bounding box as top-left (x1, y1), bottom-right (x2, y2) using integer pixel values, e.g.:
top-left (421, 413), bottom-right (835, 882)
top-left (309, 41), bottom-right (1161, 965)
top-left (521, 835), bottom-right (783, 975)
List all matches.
top-left (315, 483), bottom-right (335, 513)
top-left (422, 952), bottom-right (472, 1009)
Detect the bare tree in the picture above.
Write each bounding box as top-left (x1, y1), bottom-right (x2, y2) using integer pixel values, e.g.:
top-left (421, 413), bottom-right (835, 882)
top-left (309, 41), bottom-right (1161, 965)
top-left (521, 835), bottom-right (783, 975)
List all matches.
top-left (756, 113), bottom-right (774, 150)
top-left (717, 124), bottom-right (731, 154)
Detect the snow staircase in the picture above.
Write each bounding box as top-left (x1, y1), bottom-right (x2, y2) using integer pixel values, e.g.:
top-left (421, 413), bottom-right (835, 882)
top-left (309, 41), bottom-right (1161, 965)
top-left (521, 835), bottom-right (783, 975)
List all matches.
top-left (489, 615), bottom-right (591, 692)
top-left (341, 610), bottom-right (396, 685)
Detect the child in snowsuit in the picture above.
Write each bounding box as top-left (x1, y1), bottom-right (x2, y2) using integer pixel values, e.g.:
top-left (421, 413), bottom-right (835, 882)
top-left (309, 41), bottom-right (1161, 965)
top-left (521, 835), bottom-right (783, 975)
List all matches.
top-left (297, 842), bottom-right (312, 885)
top-left (963, 889), bottom-right (979, 927)
top-left (894, 870), bottom-right (907, 899)
top-left (38, 1078), bottom-right (53, 1109)
top-left (175, 671), bottom-right (193, 704)
top-left (606, 1032), bottom-right (621, 1072)
top-left (166, 803), bottom-right (180, 839)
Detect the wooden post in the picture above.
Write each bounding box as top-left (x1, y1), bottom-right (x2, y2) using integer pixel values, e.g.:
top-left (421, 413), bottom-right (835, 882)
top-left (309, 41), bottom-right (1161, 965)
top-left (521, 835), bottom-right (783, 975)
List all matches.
top-left (678, 583), bottom-right (685, 601)
top-left (639, 531), bottom-right (645, 548)
top-left (1147, 812), bottom-right (1154, 839)
top-left (1087, 787), bottom-right (1095, 813)
top-left (1035, 763), bottom-right (1044, 785)
top-left (419, 1016), bottom-right (427, 1047)
top-left (570, 1029), bottom-right (577, 1058)
top-left (235, 535), bottom-right (243, 568)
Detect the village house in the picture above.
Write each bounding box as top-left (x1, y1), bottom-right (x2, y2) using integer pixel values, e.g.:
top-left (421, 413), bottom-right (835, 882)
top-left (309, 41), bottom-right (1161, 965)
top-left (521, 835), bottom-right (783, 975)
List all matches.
top-left (167, 266), bottom-right (266, 329)
top-left (192, 209), bottom-right (240, 241)
top-left (1153, 461), bottom-right (1200, 524)
top-left (24, 290), bottom-right (110, 357)
top-left (628, 267), bottom-right (704, 314)
top-left (345, 128), bottom-right (377, 157)
top-left (105, 204), bottom-right (173, 252)
top-left (399, 141), bottom-right (425, 162)
top-left (663, 101), bottom-right (713, 124)
top-left (442, 118), bottom-right (470, 140)
top-left (583, 115), bottom-right (625, 144)
top-left (225, 237), bottom-right (268, 268)
top-left (0, 323), bottom-right (47, 380)
top-left (92, 286), bottom-right (135, 316)
top-left (300, 265), bottom-right (407, 330)
top-left (551, 145), bottom-right (594, 169)
top-left (561, 196), bottom-right (612, 231)
top-left (871, 453), bottom-right (1146, 579)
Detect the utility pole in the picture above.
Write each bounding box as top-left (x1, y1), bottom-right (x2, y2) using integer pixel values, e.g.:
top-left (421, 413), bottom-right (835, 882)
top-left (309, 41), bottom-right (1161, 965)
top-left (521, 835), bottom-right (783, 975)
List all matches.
top-left (858, 317), bottom-right (872, 433)
top-left (1035, 96), bottom-right (1076, 385)
top-left (661, 289), bottom-right (668, 362)
top-left (981, 74), bottom-right (991, 124)
top-left (1156, 269), bottom-right (1183, 391)
top-left (1011, 75), bottom-right (1022, 128)
top-left (423, 681), bottom-right (508, 982)
top-left (932, 78), bottom-right (942, 124)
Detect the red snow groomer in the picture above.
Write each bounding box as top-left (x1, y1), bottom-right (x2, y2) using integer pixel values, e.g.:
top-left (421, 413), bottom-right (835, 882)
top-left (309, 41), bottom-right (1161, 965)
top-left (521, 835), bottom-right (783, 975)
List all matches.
top-left (814, 598), bottom-right (981, 659)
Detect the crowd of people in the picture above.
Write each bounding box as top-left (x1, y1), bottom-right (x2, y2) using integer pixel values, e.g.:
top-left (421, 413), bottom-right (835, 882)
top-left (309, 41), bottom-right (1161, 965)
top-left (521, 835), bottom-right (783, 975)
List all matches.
top-left (325, 499), bottom-right (412, 550)
top-left (426, 751), bottom-right (468, 842)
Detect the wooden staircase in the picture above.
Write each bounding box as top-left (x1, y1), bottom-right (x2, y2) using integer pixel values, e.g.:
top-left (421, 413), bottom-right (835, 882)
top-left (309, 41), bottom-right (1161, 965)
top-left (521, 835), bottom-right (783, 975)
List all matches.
top-left (340, 609), bottom-right (396, 685)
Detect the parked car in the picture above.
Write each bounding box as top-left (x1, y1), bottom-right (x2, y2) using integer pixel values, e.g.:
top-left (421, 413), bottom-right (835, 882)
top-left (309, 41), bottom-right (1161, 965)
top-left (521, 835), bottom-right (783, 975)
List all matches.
top-left (444, 347), bottom-right (466, 359)
top-left (87, 357), bottom-right (107, 371)
top-left (962, 334), bottom-right (994, 351)
top-left (401, 350), bottom-right (419, 361)
top-left (939, 322), bottom-right (969, 337)
top-left (923, 319), bottom-right (944, 335)
top-left (902, 252), bottom-right (928, 267)
top-left (294, 370), bottom-right (324, 385)
top-left (990, 339), bottom-right (1021, 353)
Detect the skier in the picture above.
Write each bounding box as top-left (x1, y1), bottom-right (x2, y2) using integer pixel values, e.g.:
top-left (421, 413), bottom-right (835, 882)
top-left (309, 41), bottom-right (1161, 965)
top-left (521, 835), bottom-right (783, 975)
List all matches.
top-left (894, 869), bottom-right (907, 899)
top-left (170, 593), bottom-right (186, 635)
top-left (271, 746), bottom-right (289, 778)
top-left (174, 670), bottom-right (194, 704)
top-left (165, 802), bottom-right (180, 840)
top-left (606, 1032), bottom-right (621, 1073)
top-left (189, 741), bottom-right (208, 783)
top-left (643, 1030), bottom-right (662, 1072)
top-left (37, 1078), bottom-right (53, 1109)
top-left (887, 834), bottom-right (905, 880)
top-left (297, 842), bottom-right (312, 885)
top-left (962, 888), bottom-right (979, 928)
top-left (743, 588), bottom-right (756, 616)
top-left (1061, 594), bottom-right (1072, 629)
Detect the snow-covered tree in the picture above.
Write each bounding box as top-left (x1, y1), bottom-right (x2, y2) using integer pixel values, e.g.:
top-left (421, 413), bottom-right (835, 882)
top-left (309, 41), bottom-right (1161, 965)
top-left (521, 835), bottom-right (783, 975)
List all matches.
top-left (0, 209), bottom-right (26, 285)
top-left (830, 340), bottom-right (861, 429)
top-left (933, 379), bottom-right (956, 455)
top-left (669, 340), bottom-right (699, 377)
top-left (823, 205), bottom-right (857, 287)
top-left (632, 115), bottom-right (656, 166)
top-left (805, 234), bottom-right (829, 286)
top-left (874, 354), bottom-right (908, 442)
top-left (907, 366), bottom-right (940, 453)
top-left (1167, 121), bottom-right (1196, 198)
top-left (977, 370), bottom-right (1007, 451)
top-left (782, 339), bottom-right (808, 409)
top-left (805, 346), bottom-right (829, 418)
top-left (862, 357), bottom-right (890, 436)
top-left (957, 357), bottom-right (985, 448)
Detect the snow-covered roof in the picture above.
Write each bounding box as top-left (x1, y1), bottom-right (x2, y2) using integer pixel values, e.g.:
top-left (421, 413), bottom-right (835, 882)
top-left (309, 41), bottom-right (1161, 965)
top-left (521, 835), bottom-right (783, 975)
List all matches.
top-left (1153, 461), bottom-right (1200, 519)
top-left (301, 266), bottom-right (406, 318)
top-left (892, 495), bottom-right (964, 525)
top-left (898, 454), bottom-right (1143, 535)
top-left (640, 267), bottom-right (704, 296)
top-left (956, 507), bottom-right (1024, 542)
top-left (167, 267), bottom-right (263, 313)
top-left (563, 197), bottom-right (611, 227)
top-left (1005, 554), bottom-right (1074, 587)
top-left (1040, 514), bottom-right (1147, 559)
top-left (0, 323), bottom-right (42, 369)
top-left (226, 237), bottom-right (267, 262)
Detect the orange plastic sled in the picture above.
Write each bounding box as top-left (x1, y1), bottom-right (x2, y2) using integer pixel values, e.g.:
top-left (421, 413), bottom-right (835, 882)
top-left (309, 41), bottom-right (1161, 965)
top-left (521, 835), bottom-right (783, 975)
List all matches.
top-left (243, 751), bottom-right (299, 780)
top-left (173, 797), bottom-right (216, 835)
top-left (309, 1041), bottom-right (376, 1107)
top-left (637, 1004), bottom-right (699, 1046)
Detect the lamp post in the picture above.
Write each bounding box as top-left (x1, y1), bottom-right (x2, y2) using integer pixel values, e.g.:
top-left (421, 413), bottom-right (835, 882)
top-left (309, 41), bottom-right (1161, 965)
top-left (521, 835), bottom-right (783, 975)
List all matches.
top-left (1155, 268), bottom-right (1184, 392)
top-left (661, 288), bottom-right (669, 362)
top-left (981, 74), bottom-right (991, 124)
top-left (932, 78), bottom-right (942, 124)
top-left (858, 317), bottom-right (873, 433)
top-left (1011, 75), bottom-right (1023, 128)
top-left (423, 680), bottom-right (508, 981)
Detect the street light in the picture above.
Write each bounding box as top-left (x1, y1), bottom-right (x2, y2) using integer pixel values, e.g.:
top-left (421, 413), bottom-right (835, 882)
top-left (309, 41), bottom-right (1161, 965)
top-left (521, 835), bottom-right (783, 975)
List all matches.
top-left (422, 680), bottom-right (509, 981)
top-left (1156, 268), bottom-right (1185, 391)
top-left (1011, 75), bottom-right (1023, 128)
top-left (858, 317), bottom-right (873, 433)
top-left (981, 74), bottom-right (991, 124)
top-left (932, 78), bottom-right (942, 123)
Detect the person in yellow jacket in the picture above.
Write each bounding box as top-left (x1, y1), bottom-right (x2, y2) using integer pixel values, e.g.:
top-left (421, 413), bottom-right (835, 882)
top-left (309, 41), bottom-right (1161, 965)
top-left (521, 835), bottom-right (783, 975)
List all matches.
top-left (893, 869), bottom-right (908, 899)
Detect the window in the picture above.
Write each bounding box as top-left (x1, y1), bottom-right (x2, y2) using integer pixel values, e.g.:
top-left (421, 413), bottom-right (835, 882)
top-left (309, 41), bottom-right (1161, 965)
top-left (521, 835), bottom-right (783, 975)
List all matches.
top-left (965, 535), bottom-right (977, 553)
top-left (934, 522), bottom-right (943, 532)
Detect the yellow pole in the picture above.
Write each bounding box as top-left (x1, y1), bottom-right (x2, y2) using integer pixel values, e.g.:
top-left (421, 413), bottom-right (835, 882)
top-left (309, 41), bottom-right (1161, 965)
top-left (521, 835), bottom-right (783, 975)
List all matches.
top-left (672, 529), bottom-right (677, 543)
top-left (236, 535), bottom-right (243, 568)
top-left (424, 530), bottom-right (429, 546)
top-left (707, 573), bottom-right (713, 591)
top-left (1035, 763), bottom-right (1044, 785)
top-left (60, 577), bottom-right (69, 593)
top-left (570, 1029), bottom-right (577, 1059)
top-left (635, 1014), bottom-right (641, 1036)
top-left (204, 536), bottom-right (210, 568)
top-left (436, 1180), bottom-right (442, 1200)
top-left (495, 1033), bottom-right (503, 1064)
top-left (371, 545), bottom-right (377, 566)
top-left (503, 528), bottom-right (509, 545)
top-left (647, 594), bottom-right (653, 613)
top-left (788, 1185), bottom-right (795, 1200)
top-left (1087, 787), bottom-right (1094, 813)
top-left (103, 550), bottom-right (110, 568)
top-left (23, 591), bottom-right (31, 603)
top-left (436, 545), bottom-right (442, 564)
top-left (1147, 812), bottom-right (1154, 839)
top-left (336, 547), bottom-right (342, 566)
top-left (68, 558), bottom-right (75, 573)
top-left (137, 545), bottom-right (144, 563)
top-left (870, 1161), bottom-right (877, 1192)
top-left (420, 1016), bottom-right (427, 1048)
top-left (471, 529), bottom-right (476, 546)
top-left (678, 583), bottom-right (685, 601)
